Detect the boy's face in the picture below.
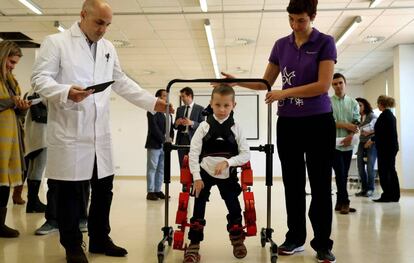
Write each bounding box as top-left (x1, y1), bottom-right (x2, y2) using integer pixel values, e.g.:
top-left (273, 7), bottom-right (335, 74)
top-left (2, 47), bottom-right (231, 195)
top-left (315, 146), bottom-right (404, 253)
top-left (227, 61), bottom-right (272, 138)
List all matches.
top-left (210, 93), bottom-right (236, 120)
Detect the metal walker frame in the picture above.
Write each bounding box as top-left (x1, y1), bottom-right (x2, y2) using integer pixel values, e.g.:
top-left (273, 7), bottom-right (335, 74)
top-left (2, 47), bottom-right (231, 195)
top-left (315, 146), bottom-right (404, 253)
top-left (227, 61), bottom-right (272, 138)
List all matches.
top-left (157, 78), bottom-right (278, 263)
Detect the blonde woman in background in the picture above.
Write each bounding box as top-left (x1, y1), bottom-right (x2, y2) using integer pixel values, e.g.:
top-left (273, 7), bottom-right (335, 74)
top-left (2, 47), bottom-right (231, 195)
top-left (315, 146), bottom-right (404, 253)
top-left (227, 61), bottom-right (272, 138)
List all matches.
top-left (0, 40), bottom-right (31, 237)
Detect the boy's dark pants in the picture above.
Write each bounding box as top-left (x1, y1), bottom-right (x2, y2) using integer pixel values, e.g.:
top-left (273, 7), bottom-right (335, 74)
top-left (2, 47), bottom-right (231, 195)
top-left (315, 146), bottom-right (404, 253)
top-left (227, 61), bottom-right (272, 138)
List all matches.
top-left (188, 169), bottom-right (243, 243)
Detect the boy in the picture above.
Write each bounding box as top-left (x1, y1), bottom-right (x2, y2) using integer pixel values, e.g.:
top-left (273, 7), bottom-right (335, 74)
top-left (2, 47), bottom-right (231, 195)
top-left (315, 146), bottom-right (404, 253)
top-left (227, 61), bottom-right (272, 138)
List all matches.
top-left (184, 85), bottom-right (250, 263)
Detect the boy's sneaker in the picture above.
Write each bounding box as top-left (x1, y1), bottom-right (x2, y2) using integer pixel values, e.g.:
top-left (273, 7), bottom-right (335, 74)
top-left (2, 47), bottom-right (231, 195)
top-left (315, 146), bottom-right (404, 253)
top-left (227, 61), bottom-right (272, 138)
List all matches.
top-left (316, 249), bottom-right (336, 263)
top-left (35, 221), bottom-right (58, 235)
top-left (229, 233), bottom-right (247, 258)
top-left (278, 241), bottom-right (305, 255)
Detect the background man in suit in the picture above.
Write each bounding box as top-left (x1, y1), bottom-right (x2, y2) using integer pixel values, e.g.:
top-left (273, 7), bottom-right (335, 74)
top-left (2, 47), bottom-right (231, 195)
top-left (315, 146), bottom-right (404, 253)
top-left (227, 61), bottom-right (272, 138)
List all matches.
top-left (145, 89), bottom-right (174, 201)
top-left (174, 87), bottom-right (204, 167)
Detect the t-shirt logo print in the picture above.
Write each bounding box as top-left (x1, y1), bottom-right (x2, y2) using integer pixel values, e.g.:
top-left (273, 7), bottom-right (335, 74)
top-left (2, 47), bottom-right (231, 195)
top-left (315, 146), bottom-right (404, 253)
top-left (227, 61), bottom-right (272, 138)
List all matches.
top-left (282, 67), bottom-right (295, 86)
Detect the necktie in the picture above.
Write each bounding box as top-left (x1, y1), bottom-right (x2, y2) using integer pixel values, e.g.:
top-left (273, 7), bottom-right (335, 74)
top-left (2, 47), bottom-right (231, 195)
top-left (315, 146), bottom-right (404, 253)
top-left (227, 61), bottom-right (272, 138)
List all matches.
top-left (184, 105), bottom-right (190, 118)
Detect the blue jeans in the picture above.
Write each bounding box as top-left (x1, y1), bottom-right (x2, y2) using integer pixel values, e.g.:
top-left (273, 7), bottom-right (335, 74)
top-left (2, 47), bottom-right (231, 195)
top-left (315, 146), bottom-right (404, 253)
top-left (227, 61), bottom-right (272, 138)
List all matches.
top-left (357, 142), bottom-right (377, 192)
top-left (146, 149), bottom-right (164, 193)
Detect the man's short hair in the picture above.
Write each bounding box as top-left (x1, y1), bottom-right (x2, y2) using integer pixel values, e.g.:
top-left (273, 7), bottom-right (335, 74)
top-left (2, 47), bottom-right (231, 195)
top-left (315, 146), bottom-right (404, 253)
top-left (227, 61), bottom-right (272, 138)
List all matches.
top-left (155, 89), bottom-right (166, 98)
top-left (333, 72), bottom-right (346, 84)
top-left (180, 87), bottom-right (194, 98)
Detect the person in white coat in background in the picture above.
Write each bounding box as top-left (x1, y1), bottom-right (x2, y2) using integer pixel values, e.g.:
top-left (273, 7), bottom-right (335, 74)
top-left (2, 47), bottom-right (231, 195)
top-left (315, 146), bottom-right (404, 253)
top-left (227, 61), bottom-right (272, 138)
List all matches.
top-left (31, 1), bottom-right (171, 262)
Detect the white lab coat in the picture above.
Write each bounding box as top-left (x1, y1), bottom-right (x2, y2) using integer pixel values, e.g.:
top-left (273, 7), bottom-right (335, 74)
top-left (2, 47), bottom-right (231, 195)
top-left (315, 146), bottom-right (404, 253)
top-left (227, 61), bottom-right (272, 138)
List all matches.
top-left (31, 22), bottom-right (156, 181)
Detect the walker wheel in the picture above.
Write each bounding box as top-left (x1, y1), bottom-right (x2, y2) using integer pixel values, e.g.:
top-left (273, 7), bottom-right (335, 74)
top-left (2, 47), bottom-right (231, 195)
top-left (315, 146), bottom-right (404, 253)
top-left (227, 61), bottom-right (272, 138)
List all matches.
top-left (260, 228), bottom-right (266, 247)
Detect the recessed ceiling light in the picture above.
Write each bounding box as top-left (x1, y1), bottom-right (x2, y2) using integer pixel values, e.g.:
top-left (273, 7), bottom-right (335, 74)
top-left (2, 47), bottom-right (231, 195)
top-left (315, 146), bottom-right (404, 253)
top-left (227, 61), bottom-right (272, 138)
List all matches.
top-left (363, 35), bottom-right (385, 44)
top-left (141, 70), bottom-right (154, 75)
top-left (226, 38), bottom-right (255, 47)
top-left (112, 39), bottom-right (132, 48)
top-left (233, 67), bottom-right (249, 74)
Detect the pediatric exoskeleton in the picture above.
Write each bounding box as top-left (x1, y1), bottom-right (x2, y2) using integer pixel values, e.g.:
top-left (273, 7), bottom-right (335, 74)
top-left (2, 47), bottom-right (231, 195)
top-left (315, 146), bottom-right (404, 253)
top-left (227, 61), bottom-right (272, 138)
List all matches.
top-left (173, 156), bottom-right (257, 251)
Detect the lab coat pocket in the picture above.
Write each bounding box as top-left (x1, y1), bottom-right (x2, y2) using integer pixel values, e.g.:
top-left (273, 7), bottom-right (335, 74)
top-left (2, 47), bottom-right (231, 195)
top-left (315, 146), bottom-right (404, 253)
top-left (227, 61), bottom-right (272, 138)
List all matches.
top-left (52, 108), bottom-right (83, 144)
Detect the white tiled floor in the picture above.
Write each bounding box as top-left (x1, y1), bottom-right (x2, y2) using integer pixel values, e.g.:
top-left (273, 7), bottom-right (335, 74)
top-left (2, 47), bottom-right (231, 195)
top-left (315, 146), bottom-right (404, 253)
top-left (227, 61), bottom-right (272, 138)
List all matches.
top-left (1, 177), bottom-right (414, 263)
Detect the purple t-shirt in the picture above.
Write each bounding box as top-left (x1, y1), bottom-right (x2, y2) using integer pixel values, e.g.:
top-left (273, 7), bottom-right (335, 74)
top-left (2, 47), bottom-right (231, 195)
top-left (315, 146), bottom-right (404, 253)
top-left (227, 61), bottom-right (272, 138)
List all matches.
top-left (268, 28), bottom-right (337, 117)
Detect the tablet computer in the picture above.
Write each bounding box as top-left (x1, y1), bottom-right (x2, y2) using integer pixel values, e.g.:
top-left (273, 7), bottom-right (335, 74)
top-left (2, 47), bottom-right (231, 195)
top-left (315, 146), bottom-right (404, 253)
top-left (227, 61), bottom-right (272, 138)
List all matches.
top-left (85, 80), bottom-right (115, 94)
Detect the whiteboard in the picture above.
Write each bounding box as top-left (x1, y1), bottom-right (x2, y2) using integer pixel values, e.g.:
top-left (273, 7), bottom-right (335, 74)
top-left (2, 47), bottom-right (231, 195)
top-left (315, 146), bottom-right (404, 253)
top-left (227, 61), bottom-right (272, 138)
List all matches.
top-left (193, 94), bottom-right (259, 140)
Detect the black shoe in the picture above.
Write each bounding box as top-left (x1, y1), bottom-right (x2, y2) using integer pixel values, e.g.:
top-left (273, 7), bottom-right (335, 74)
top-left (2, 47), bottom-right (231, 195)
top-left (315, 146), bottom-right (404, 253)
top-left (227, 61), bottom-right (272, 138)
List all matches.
top-left (156, 192), bottom-right (166, 199)
top-left (89, 238), bottom-right (128, 257)
top-left (316, 249), bottom-right (336, 263)
top-left (334, 203), bottom-right (341, 211)
top-left (146, 192), bottom-right (159, 201)
top-left (26, 199), bottom-right (47, 213)
top-left (66, 246), bottom-right (88, 263)
top-left (373, 197), bottom-right (391, 203)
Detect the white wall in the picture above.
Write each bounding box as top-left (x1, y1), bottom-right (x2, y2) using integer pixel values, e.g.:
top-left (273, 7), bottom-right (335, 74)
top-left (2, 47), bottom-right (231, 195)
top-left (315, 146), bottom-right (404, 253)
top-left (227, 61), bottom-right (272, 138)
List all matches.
top-left (362, 67), bottom-right (394, 106)
top-left (393, 45), bottom-right (414, 189)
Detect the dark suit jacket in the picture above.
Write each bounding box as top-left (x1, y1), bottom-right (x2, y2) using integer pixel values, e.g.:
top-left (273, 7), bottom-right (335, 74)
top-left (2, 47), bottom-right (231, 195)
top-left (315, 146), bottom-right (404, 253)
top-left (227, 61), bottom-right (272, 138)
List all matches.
top-left (145, 112), bottom-right (174, 149)
top-left (174, 103), bottom-right (204, 145)
top-left (373, 109), bottom-right (399, 154)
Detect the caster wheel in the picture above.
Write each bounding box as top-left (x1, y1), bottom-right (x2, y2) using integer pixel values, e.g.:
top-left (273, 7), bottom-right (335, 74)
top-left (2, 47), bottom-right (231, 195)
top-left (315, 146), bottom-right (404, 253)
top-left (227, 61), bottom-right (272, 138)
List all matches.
top-left (168, 227), bottom-right (174, 246)
top-left (168, 237), bottom-right (173, 246)
top-left (260, 228), bottom-right (266, 247)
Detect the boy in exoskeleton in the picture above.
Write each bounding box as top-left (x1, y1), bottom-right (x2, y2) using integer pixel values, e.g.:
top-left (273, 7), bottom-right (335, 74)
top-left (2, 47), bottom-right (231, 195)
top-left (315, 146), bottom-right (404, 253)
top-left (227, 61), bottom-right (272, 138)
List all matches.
top-left (183, 85), bottom-right (251, 263)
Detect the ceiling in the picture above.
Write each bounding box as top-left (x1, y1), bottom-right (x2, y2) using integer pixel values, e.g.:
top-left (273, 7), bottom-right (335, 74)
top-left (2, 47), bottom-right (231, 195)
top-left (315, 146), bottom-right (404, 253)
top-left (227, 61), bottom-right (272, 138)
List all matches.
top-left (1, 0), bottom-right (414, 88)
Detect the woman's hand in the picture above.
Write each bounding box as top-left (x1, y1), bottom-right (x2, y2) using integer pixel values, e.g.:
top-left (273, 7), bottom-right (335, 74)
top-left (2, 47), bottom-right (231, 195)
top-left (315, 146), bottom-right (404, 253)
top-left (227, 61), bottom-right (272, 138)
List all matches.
top-left (211, 72), bottom-right (237, 88)
top-left (364, 140), bottom-right (373, 149)
top-left (265, 90), bottom-right (286, 104)
top-left (12, 96), bottom-right (31, 110)
top-left (192, 180), bottom-right (204, 198)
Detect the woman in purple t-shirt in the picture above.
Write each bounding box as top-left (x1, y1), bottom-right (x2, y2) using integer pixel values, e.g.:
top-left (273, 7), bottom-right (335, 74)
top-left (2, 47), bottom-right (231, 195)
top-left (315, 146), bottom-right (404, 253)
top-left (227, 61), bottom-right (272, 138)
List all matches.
top-left (220, 0), bottom-right (337, 262)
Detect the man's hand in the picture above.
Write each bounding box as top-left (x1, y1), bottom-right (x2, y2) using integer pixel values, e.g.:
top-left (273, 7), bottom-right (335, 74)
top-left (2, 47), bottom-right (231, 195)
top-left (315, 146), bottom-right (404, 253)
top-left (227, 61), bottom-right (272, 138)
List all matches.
top-left (214, 161), bottom-right (229, 176)
top-left (192, 179), bottom-right (204, 198)
top-left (341, 134), bottom-right (353, 147)
top-left (68, 85), bottom-right (93, 102)
top-left (154, 98), bottom-right (175, 113)
top-left (181, 118), bottom-right (193, 126)
top-left (344, 123), bottom-right (359, 133)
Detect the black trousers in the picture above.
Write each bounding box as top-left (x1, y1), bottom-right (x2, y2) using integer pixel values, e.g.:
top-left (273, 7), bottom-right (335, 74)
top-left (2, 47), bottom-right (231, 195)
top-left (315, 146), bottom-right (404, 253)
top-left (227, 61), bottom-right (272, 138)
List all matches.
top-left (46, 178), bottom-right (90, 227)
top-left (333, 149), bottom-right (353, 205)
top-left (188, 169), bottom-right (242, 243)
top-left (177, 133), bottom-right (190, 168)
top-left (377, 151), bottom-right (400, 201)
top-left (57, 159), bottom-right (113, 248)
top-left (0, 186), bottom-right (10, 207)
top-left (277, 112), bottom-right (336, 251)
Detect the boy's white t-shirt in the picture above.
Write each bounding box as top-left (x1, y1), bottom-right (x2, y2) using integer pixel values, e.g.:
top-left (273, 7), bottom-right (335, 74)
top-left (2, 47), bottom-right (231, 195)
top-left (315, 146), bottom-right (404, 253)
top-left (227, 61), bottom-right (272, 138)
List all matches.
top-left (189, 114), bottom-right (250, 181)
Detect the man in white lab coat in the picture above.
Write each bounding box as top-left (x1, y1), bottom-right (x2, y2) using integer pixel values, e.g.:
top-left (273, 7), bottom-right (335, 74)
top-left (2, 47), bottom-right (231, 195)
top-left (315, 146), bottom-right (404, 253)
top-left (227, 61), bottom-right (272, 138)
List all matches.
top-left (31, 1), bottom-right (170, 262)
